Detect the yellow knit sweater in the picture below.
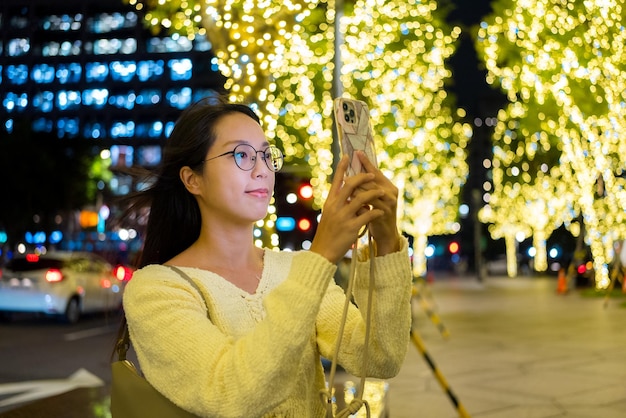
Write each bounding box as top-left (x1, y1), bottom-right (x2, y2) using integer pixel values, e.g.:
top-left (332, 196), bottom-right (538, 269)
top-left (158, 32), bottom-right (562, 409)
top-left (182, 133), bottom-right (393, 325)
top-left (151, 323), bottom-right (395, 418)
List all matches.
top-left (123, 238), bottom-right (412, 418)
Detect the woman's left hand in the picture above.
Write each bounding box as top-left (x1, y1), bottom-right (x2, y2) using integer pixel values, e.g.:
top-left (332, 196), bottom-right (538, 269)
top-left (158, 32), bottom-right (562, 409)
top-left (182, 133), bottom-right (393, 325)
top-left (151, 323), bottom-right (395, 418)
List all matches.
top-left (353, 151), bottom-right (401, 255)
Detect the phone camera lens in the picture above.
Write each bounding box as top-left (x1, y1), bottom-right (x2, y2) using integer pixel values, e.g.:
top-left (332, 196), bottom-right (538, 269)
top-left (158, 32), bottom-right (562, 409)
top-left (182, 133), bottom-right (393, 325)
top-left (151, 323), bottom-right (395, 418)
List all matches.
top-left (344, 114), bottom-right (350, 122)
top-left (342, 103), bottom-right (348, 111)
top-left (349, 110), bottom-right (355, 117)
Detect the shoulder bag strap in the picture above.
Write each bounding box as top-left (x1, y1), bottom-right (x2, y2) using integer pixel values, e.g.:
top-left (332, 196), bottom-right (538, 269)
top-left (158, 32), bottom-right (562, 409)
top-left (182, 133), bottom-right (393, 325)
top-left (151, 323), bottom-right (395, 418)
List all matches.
top-left (116, 265), bottom-right (210, 361)
top-left (165, 265), bottom-right (211, 319)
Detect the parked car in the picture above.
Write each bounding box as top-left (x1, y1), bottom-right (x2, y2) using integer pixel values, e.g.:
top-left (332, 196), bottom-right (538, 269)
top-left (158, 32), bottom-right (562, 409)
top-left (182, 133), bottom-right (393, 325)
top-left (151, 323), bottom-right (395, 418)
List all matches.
top-left (0, 251), bottom-right (132, 323)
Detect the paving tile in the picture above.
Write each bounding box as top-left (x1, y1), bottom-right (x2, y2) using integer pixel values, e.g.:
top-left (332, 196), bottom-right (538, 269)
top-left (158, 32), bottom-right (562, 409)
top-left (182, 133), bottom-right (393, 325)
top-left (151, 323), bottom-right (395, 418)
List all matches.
top-left (385, 276), bottom-right (626, 417)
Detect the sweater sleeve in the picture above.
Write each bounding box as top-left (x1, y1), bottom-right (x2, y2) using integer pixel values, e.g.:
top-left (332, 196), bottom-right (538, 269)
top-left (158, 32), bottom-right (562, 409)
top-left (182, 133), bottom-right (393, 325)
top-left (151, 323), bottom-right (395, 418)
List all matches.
top-left (315, 236), bottom-right (412, 378)
top-left (123, 250), bottom-right (336, 418)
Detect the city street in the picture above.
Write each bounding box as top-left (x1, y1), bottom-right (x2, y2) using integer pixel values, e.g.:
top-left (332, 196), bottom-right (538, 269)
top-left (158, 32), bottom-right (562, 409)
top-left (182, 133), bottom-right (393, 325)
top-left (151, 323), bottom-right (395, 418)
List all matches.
top-left (1, 274), bottom-right (625, 417)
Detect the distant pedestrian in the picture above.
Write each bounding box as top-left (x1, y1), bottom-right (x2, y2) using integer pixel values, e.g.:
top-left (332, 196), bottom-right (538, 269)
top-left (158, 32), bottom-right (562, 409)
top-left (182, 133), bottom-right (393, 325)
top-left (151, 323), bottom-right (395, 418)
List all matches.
top-left (119, 96), bottom-right (412, 417)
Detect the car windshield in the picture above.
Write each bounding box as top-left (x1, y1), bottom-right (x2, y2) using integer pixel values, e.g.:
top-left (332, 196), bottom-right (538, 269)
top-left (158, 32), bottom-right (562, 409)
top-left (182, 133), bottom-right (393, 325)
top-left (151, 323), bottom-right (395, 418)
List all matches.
top-left (6, 257), bottom-right (64, 272)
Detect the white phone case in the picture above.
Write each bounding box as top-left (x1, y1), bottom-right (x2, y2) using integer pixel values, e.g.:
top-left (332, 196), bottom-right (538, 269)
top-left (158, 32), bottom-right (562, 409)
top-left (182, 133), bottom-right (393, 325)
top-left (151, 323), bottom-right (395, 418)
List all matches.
top-left (333, 98), bottom-right (377, 176)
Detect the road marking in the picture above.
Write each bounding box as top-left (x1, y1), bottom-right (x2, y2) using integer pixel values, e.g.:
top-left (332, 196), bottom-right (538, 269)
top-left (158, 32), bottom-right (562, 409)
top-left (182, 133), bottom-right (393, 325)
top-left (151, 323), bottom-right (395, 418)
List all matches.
top-left (63, 324), bottom-right (118, 341)
top-left (0, 368), bottom-right (103, 408)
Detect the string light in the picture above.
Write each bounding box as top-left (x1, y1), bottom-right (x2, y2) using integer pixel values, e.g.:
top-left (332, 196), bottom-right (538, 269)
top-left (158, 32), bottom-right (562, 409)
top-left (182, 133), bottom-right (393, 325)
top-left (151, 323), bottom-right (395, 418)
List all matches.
top-left (476, 0), bottom-right (626, 287)
top-left (341, 0), bottom-right (471, 276)
top-left (127, 0), bottom-right (470, 269)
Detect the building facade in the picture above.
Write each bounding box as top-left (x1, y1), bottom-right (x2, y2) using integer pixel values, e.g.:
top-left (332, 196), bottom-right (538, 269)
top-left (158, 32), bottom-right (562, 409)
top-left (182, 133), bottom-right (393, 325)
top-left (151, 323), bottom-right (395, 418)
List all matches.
top-left (0, 0), bottom-right (226, 257)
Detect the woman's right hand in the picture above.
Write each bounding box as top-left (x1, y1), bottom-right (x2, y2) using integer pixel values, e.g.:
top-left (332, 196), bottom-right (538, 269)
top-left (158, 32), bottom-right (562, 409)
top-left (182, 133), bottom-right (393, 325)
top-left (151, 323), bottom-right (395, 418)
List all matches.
top-left (310, 154), bottom-right (385, 264)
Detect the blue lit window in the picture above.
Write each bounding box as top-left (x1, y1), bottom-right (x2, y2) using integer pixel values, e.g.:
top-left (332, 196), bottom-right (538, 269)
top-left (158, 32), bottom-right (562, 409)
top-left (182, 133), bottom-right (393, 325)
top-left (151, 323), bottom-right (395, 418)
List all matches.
top-left (111, 121), bottom-right (135, 138)
top-left (93, 38), bottom-right (137, 55)
top-left (42, 42), bottom-right (60, 57)
top-left (94, 39), bottom-right (119, 55)
top-left (42, 14), bottom-right (83, 31)
top-left (31, 64), bottom-right (55, 83)
top-left (88, 12), bottom-right (136, 34)
top-left (6, 65), bottom-right (29, 85)
top-left (110, 145), bottom-right (134, 168)
top-left (193, 34), bottom-right (213, 52)
top-left (169, 59), bottom-right (192, 81)
top-left (56, 90), bottom-right (81, 110)
top-left (5, 119), bottom-right (14, 133)
top-left (134, 121), bottom-right (165, 138)
top-left (136, 145), bottom-right (162, 166)
top-left (166, 87), bottom-right (192, 109)
top-left (165, 121), bottom-right (176, 137)
top-left (147, 36), bottom-right (193, 53)
top-left (33, 91), bottom-right (55, 112)
top-left (32, 117), bottom-right (53, 133)
top-left (41, 41), bottom-right (81, 57)
top-left (84, 122), bottom-right (105, 139)
top-left (109, 92), bottom-right (136, 110)
top-left (210, 57), bottom-right (221, 72)
top-left (3, 92), bottom-right (28, 113)
top-left (8, 38), bottom-right (30, 56)
top-left (149, 121), bottom-right (164, 138)
top-left (85, 62), bottom-right (109, 82)
top-left (56, 63), bottom-right (82, 84)
top-left (57, 117), bottom-right (80, 137)
top-left (136, 89), bottom-right (161, 106)
top-left (120, 39), bottom-right (137, 54)
top-left (134, 123), bottom-right (149, 138)
top-left (83, 89), bottom-right (109, 108)
top-left (110, 61), bottom-right (137, 82)
top-left (193, 90), bottom-right (218, 102)
top-left (59, 40), bottom-right (82, 56)
top-left (137, 60), bottom-right (164, 82)
top-left (110, 175), bottom-right (133, 196)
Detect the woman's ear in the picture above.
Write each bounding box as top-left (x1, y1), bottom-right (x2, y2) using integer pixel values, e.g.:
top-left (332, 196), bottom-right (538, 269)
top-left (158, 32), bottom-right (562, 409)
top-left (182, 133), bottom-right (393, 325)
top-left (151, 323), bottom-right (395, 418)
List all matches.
top-left (179, 166), bottom-right (201, 195)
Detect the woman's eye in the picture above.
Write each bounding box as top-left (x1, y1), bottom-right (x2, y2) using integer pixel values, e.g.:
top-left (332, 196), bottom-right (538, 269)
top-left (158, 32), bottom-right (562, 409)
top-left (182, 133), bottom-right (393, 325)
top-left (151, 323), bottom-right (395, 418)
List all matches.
top-left (235, 151), bottom-right (249, 160)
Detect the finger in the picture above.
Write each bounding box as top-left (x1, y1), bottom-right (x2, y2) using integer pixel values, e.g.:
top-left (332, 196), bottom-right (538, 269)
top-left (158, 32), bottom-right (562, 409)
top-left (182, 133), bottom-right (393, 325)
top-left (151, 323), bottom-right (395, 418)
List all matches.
top-left (346, 188), bottom-right (385, 212)
top-left (329, 155), bottom-right (350, 197)
top-left (338, 172), bottom-right (376, 202)
top-left (356, 150), bottom-right (379, 174)
top-left (353, 208), bottom-right (384, 228)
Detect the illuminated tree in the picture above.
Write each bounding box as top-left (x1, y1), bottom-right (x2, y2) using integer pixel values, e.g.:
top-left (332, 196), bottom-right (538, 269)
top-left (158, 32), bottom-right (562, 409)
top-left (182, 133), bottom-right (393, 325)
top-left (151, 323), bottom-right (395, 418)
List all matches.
top-left (127, 0), bottom-right (470, 269)
top-left (127, 0), bottom-right (318, 108)
top-left (476, 0), bottom-right (626, 287)
top-left (478, 100), bottom-right (577, 276)
top-left (341, 0), bottom-right (471, 276)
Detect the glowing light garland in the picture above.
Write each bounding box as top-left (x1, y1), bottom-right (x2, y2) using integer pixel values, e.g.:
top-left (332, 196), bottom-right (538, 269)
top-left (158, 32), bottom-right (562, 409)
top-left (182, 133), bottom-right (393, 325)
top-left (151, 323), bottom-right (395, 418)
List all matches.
top-left (476, 0), bottom-right (626, 287)
top-left (479, 100), bottom-right (577, 276)
top-left (127, 0), bottom-right (470, 266)
top-left (341, 0), bottom-right (470, 276)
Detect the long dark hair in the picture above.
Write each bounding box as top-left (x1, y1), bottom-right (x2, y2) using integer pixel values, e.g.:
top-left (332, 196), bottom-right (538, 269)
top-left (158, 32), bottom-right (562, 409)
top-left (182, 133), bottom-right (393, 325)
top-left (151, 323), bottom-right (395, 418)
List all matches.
top-left (122, 96), bottom-right (260, 268)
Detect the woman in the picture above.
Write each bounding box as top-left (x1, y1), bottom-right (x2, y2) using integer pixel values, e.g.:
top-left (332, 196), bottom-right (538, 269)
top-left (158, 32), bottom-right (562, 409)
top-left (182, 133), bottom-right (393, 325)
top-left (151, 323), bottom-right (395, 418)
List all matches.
top-left (122, 97), bottom-right (412, 417)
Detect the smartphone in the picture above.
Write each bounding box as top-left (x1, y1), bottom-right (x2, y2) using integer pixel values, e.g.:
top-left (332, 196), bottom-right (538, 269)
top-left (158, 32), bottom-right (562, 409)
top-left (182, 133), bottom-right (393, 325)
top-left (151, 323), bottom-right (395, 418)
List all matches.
top-left (333, 97), bottom-right (377, 177)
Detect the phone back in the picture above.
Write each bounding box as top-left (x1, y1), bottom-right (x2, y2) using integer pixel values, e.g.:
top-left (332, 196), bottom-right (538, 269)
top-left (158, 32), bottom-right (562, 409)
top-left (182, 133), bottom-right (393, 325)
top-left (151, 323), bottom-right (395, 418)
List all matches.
top-left (333, 98), bottom-right (377, 176)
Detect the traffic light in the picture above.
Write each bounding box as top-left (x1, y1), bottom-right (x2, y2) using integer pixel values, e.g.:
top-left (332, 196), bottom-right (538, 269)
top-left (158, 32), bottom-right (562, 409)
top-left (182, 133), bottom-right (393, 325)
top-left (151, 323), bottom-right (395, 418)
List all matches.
top-left (298, 183), bottom-right (314, 200)
top-left (274, 173), bottom-right (320, 250)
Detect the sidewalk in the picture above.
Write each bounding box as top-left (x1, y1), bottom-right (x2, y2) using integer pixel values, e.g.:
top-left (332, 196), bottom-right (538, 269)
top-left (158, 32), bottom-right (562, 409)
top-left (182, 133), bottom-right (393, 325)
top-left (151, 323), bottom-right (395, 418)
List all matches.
top-left (386, 275), bottom-right (626, 418)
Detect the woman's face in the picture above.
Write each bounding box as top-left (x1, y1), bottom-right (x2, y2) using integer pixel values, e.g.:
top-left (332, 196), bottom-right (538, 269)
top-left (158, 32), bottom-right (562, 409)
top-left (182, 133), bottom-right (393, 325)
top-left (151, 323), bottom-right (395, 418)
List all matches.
top-left (195, 112), bottom-right (276, 225)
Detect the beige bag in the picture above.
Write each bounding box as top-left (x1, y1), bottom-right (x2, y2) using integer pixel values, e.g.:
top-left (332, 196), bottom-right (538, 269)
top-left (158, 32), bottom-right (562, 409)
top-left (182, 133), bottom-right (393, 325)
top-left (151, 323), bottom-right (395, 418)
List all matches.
top-left (111, 266), bottom-right (206, 418)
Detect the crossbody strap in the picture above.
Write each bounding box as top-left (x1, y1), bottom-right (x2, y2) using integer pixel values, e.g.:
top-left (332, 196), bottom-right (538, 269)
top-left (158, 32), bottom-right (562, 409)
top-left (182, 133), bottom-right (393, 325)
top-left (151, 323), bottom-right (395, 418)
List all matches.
top-left (116, 265), bottom-right (210, 361)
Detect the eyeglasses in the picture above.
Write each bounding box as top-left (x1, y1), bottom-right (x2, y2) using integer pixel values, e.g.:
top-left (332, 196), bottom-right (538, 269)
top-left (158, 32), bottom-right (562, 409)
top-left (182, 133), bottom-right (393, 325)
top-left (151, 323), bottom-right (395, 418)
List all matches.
top-left (204, 143), bottom-right (284, 172)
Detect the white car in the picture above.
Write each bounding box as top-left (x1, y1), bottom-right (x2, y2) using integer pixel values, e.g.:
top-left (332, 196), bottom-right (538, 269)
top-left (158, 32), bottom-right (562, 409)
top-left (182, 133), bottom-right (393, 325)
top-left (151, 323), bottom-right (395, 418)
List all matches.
top-left (0, 251), bottom-right (131, 323)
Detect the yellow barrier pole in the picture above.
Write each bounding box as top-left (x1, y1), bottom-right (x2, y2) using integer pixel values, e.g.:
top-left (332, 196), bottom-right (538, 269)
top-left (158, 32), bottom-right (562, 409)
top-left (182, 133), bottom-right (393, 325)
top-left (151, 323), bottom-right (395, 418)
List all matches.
top-left (410, 330), bottom-right (471, 418)
top-left (412, 283), bottom-right (450, 338)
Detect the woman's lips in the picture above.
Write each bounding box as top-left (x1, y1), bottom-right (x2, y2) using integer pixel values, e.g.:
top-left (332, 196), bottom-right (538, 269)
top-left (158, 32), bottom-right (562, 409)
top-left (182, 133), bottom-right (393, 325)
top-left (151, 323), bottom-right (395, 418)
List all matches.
top-left (246, 188), bottom-right (269, 198)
